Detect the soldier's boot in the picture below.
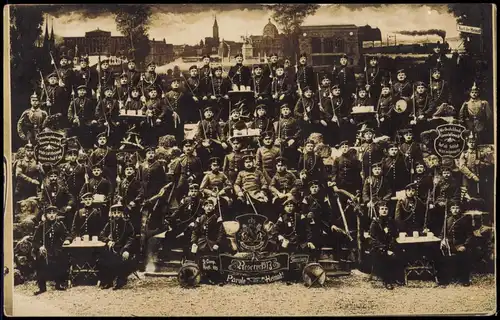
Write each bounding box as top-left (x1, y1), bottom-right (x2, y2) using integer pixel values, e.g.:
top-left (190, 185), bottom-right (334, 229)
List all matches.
top-left (113, 276), bottom-right (127, 290)
top-left (34, 280), bottom-right (47, 295)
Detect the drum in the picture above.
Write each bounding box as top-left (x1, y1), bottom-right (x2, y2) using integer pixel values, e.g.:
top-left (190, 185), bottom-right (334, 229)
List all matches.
top-left (302, 263), bottom-right (326, 288)
top-left (394, 98), bottom-right (409, 113)
top-left (178, 261), bottom-right (201, 288)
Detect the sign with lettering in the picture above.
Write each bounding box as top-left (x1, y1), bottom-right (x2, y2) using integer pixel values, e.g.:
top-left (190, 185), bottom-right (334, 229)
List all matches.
top-left (200, 255), bottom-right (219, 272)
top-left (457, 24), bottom-right (482, 35)
top-left (220, 253), bottom-right (289, 274)
top-left (225, 272), bottom-right (285, 285)
top-left (35, 131), bottom-right (66, 164)
top-left (433, 124), bottom-right (466, 159)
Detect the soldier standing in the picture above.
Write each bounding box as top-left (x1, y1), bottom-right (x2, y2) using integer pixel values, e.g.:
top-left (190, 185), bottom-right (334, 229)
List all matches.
top-left (14, 143), bottom-right (42, 204)
top-left (392, 69), bottom-right (412, 100)
top-left (74, 56), bottom-right (98, 97)
top-left (333, 54), bottom-right (356, 103)
top-left (116, 73), bottom-right (131, 106)
top-left (394, 182), bottom-right (426, 233)
top-left (297, 139), bottom-right (326, 184)
top-left (458, 133), bottom-right (487, 198)
top-left (39, 167), bottom-right (75, 228)
top-left (95, 87), bottom-right (121, 147)
top-left (200, 157), bottom-right (233, 216)
top-left (57, 54), bottom-right (75, 90)
top-left (382, 142), bottom-right (407, 196)
top-left (163, 78), bottom-right (184, 143)
top-left (376, 81), bottom-right (395, 137)
top-left (88, 132), bottom-right (118, 185)
top-left (250, 104), bottom-right (274, 138)
top-left (269, 156), bottom-right (299, 211)
top-left (190, 198), bottom-right (225, 259)
top-left (458, 83), bottom-right (493, 144)
top-left (362, 162), bottom-right (392, 226)
top-left (114, 160), bottom-right (144, 234)
top-left (274, 103), bottom-right (302, 168)
top-left (255, 131), bottom-right (281, 183)
top-left (271, 65), bottom-right (294, 111)
top-left (79, 164), bottom-right (113, 220)
top-left (98, 59), bottom-right (117, 93)
top-left (98, 204), bottom-right (137, 290)
top-left (398, 128), bottom-right (424, 185)
top-left (31, 206), bottom-right (71, 295)
top-left (67, 85), bottom-right (96, 148)
top-left (329, 140), bottom-right (362, 195)
top-left (195, 106), bottom-right (225, 167)
top-left (294, 86), bottom-right (322, 137)
top-left (125, 58), bottom-right (141, 88)
top-left (228, 53), bottom-right (252, 88)
top-left (172, 140), bottom-right (203, 201)
top-left (17, 93), bottom-right (48, 143)
top-left (223, 137), bottom-right (245, 184)
top-left (41, 72), bottom-right (70, 123)
top-left (428, 67), bottom-right (452, 113)
top-left (365, 56), bottom-right (387, 102)
top-left (183, 65), bottom-right (202, 124)
top-left (199, 55), bottom-right (214, 102)
top-left (141, 62), bottom-right (163, 95)
top-left (139, 147), bottom-right (167, 202)
top-left (358, 126), bottom-right (387, 180)
top-left (251, 65), bottom-right (272, 116)
top-left (295, 53), bottom-right (316, 94)
top-left (263, 53), bottom-right (279, 79)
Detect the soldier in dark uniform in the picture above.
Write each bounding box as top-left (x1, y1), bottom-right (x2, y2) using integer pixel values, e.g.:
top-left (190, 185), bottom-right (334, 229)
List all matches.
top-left (298, 139), bottom-right (326, 184)
top-left (142, 86), bottom-right (164, 146)
top-left (194, 106), bottom-right (225, 168)
top-left (209, 66), bottom-right (232, 120)
top-left (256, 131), bottom-right (281, 183)
top-left (398, 128), bottom-right (424, 184)
top-left (139, 147), bottom-right (167, 202)
top-left (295, 53), bottom-right (316, 94)
top-left (163, 78), bottom-right (184, 143)
top-left (17, 93), bottom-right (48, 144)
top-left (294, 86), bottom-right (322, 137)
top-left (39, 167), bottom-right (75, 228)
top-left (250, 104), bottom-right (274, 141)
top-left (362, 162), bottom-right (392, 226)
top-left (329, 140), bottom-right (362, 195)
top-left (426, 42), bottom-right (448, 71)
top-left (31, 206), bottom-right (71, 295)
top-left (413, 161), bottom-right (433, 202)
top-left (394, 182), bottom-right (426, 233)
top-left (75, 56), bottom-right (98, 97)
top-left (98, 204), bottom-right (137, 290)
top-left (369, 200), bottom-right (401, 290)
top-left (358, 126), bottom-right (387, 180)
top-left (114, 160), bottom-right (144, 234)
top-left (263, 53), bottom-right (279, 79)
top-left (88, 132), bottom-right (118, 185)
top-left (141, 61), bottom-right (163, 95)
top-left (333, 54), bottom-right (356, 103)
top-left (199, 55), bottom-right (214, 101)
top-left (428, 67), bottom-right (452, 114)
top-left (270, 156), bottom-right (299, 215)
top-left (223, 137), bottom-right (245, 184)
top-left (275, 199), bottom-right (314, 258)
top-left (412, 81), bottom-right (433, 135)
top-left (271, 65), bottom-right (294, 112)
top-left (67, 85), bottom-right (96, 148)
top-left (71, 192), bottom-right (104, 239)
top-left (190, 198), bottom-right (225, 259)
top-left (436, 200), bottom-right (474, 286)
top-left (121, 87), bottom-right (145, 136)
top-left (200, 157), bottom-right (233, 219)
top-left (126, 58), bottom-right (141, 87)
top-left (329, 84), bottom-right (353, 143)
top-left (383, 142), bottom-right (407, 196)
top-left (172, 140), bottom-right (203, 202)
top-left (115, 73), bottom-right (131, 106)
top-left (79, 164), bottom-right (113, 220)
top-left (221, 107), bottom-right (247, 144)
top-left (365, 56), bottom-right (387, 102)
top-left (41, 72), bottom-right (70, 126)
top-left (57, 54), bottom-right (75, 90)
top-left (376, 81), bottom-right (395, 137)
top-left (183, 65), bottom-right (202, 124)
top-left (95, 87), bottom-right (121, 147)
top-left (274, 103), bottom-right (302, 168)
top-left (228, 53), bottom-right (252, 89)
top-left (14, 142), bottom-right (42, 205)
top-left (458, 83), bottom-right (493, 144)
top-left (392, 69), bottom-right (412, 100)
top-left (251, 64), bottom-right (272, 116)
top-left (98, 59), bottom-right (117, 93)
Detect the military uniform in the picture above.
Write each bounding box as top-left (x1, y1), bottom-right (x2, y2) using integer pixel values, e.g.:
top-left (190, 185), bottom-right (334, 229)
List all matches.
top-left (199, 63), bottom-right (214, 98)
top-left (270, 170), bottom-right (299, 203)
top-left (191, 209), bottom-right (224, 254)
top-left (275, 206), bottom-right (313, 253)
top-left (14, 144), bottom-right (42, 202)
top-left (428, 76), bottom-right (452, 112)
top-left (330, 146), bottom-right (362, 195)
top-left (332, 58), bottom-right (356, 101)
top-left (295, 61), bottom-right (316, 93)
top-left (88, 138), bottom-right (118, 184)
top-left (223, 147), bottom-right (245, 184)
top-left (183, 69), bottom-right (203, 123)
top-left (31, 207), bottom-right (71, 294)
top-left (275, 105), bottom-right (302, 168)
top-left (298, 148), bottom-right (326, 184)
top-left (458, 93), bottom-right (493, 144)
top-left (382, 150), bottom-right (407, 195)
top-left (40, 173), bottom-right (75, 227)
top-left (74, 63), bottom-right (98, 96)
top-left (228, 60), bottom-right (252, 88)
top-left (141, 69), bottom-right (164, 95)
top-left (272, 72), bottom-right (294, 106)
top-left (172, 141), bottom-right (203, 200)
top-left (394, 193), bottom-right (426, 233)
top-left (200, 164), bottom-right (232, 204)
top-left (59, 151), bottom-right (86, 201)
top-left (17, 100), bottom-right (48, 143)
top-left (140, 155), bottom-right (167, 201)
top-left (98, 205), bottom-right (136, 289)
top-left (67, 87), bottom-right (96, 148)
top-left (251, 69), bottom-right (272, 107)
top-left (195, 109), bottom-right (224, 167)
top-left (164, 86), bottom-right (186, 143)
top-left (41, 74), bottom-right (70, 121)
top-left (114, 171), bottom-right (144, 233)
top-left (362, 163), bottom-right (392, 224)
top-left (79, 168), bottom-right (113, 218)
top-left (71, 194), bottom-right (104, 239)
top-left (359, 133), bottom-right (386, 179)
top-left (95, 93), bottom-right (121, 146)
top-left (256, 141), bottom-right (281, 183)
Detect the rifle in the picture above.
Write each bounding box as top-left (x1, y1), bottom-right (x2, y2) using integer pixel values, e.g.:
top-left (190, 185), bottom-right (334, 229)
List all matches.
top-left (440, 201), bottom-right (452, 256)
top-left (335, 193), bottom-right (354, 242)
top-left (97, 52), bottom-right (102, 99)
top-left (39, 71), bottom-right (50, 104)
top-left (49, 52), bottom-right (62, 81)
top-left (328, 89), bottom-right (339, 125)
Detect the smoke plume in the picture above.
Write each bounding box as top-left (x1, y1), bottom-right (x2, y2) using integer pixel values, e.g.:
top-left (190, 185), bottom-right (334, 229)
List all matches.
top-left (395, 29), bottom-right (447, 39)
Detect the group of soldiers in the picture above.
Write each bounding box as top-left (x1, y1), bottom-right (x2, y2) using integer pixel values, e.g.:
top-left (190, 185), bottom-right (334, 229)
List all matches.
top-left (13, 46), bottom-right (494, 294)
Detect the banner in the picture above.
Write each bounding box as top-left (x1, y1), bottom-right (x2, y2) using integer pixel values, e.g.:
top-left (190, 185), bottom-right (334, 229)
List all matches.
top-left (433, 124), bottom-right (466, 159)
top-left (34, 131), bottom-right (66, 164)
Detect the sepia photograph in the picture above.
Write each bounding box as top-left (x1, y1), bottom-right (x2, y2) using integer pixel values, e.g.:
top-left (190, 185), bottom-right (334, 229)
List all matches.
top-left (3, 3), bottom-right (496, 316)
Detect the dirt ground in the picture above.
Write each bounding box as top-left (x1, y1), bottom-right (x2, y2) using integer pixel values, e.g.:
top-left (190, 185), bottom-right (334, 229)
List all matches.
top-left (11, 271), bottom-right (496, 317)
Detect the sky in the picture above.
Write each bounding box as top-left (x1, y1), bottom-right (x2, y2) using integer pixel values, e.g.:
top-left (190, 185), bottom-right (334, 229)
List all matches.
top-left (43, 4), bottom-right (460, 46)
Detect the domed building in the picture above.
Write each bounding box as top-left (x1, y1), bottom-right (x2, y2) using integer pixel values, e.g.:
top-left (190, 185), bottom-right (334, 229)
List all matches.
top-left (249, 18), bottom-right (286, 60)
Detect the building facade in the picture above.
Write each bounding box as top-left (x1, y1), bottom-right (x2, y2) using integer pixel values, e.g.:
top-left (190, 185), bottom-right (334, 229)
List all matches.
top-left (249, 19), bottom-right (286, 59)
top-left (298, 24), bottom-right (361, 67)
top-left (62, 28), bottom-right (174, 65)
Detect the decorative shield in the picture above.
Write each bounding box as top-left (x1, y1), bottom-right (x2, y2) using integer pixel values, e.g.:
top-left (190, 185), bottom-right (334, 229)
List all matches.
top-left (34, 131), bottom-right (66, 165)
top-left (433, 124), bottom-right (467, 159)
top-left (394, 99), bottom-right (408, 113)
top-left (178, 261), bottom-right (201, 288)
top-left (302, 263), bottom-right (326, 288)
top-left (235, 214), bottom-right (269, 253)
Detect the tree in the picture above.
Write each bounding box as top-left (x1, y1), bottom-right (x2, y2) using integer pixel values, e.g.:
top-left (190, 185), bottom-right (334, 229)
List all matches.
top-left (199, 39), bottom-right (204, 47)
top-left (267, 4), bottom-right (320, 63)
top-left (115, 5), bottom-right (152, 69)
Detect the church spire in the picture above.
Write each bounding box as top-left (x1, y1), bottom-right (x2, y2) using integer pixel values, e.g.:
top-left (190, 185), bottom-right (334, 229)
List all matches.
top-left (44, 15), bottom-right (49, 41)
top-left (50, 18), bottom-right (54, 41)
top-left (212, 14), bottom-right (219, 42)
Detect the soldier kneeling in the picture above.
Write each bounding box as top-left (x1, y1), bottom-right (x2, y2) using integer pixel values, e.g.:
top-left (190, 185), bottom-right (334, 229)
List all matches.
top-left (31, 206), bottom-right (71, 295)
top-left (98, 204), bottom-right (137, 290)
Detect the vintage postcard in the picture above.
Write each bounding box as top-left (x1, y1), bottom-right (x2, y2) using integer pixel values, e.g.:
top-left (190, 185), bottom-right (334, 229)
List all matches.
top-left (3, 3), bottom-right (496, 316)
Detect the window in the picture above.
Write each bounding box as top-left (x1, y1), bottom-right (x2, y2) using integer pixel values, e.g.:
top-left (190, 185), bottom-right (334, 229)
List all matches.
top-left (335, 38), bottom-right (344, 52)
top-left (324, 37), bottom-right (334, 53)
top-left (311, 37), bottom-right (322, 53)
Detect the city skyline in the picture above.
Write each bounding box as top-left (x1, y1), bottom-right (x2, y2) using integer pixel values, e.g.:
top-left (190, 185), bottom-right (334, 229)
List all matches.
top-left (46, 4), bottom-right (460, 46)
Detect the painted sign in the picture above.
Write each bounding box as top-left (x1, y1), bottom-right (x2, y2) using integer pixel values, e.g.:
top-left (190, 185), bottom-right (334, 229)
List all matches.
top-left (433, 124), bottom-right (466, 159)
top-left (235, 214), bottom-right (269, 252)
top-left (219, 253), bottom-right (290, 274)
top-left (457, 24), bottom-right (482, 35)
top-left (35, 131), bottom-right (66, 164)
